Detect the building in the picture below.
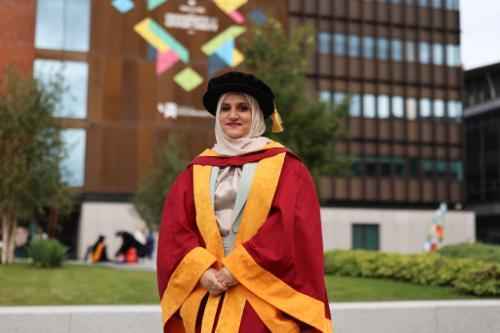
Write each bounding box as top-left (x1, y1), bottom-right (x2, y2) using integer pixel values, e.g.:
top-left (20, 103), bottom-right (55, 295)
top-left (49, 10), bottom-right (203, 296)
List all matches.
top-left (464, 62), bottom-right (500, 244)
top-left (1, 0), bottom-right (474, 257)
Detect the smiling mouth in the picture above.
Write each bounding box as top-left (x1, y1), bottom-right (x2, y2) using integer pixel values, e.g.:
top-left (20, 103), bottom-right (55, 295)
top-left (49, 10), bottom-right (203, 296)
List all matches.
top-left (226, 123), bottom-right (241, 127)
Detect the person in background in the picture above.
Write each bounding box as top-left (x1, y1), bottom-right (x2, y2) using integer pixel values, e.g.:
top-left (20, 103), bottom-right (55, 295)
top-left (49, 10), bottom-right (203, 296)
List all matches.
top-left (84, 235), bottom-right (109, 263)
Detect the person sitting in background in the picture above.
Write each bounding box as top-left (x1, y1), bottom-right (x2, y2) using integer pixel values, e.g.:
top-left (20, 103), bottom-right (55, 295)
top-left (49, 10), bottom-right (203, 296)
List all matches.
top-left (115, 231), bottom-right (146, 263)
top-left (84, 235), bottom-right (109, 263)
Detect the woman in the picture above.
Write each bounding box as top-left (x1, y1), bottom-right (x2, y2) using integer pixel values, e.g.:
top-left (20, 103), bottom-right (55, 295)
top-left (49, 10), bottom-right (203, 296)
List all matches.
top-left (157, 72), bottom-right (332, 332)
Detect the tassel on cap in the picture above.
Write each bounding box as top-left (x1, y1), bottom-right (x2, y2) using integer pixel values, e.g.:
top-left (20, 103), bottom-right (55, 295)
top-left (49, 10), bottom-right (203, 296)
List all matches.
top-left (271, 108), bottom-right (284, 133)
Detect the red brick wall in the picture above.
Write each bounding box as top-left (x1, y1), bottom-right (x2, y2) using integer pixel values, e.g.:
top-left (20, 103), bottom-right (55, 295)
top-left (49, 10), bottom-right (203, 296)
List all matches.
top-left (0, 0), bottom-right (36, 75)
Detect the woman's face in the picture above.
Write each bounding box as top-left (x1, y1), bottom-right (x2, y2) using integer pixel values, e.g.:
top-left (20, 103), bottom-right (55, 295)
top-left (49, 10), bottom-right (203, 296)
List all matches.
top-left (219, 93), bottom-right (252, 139)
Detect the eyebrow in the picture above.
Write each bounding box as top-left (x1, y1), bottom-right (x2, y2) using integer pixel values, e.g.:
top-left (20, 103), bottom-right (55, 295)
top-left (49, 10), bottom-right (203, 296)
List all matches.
top-left (221, 102), bottom-right (250, 105)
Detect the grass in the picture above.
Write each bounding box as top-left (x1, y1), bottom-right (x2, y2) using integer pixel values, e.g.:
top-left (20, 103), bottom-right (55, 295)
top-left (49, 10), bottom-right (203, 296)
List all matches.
top-left (0, 263), bottom-right (158, 305)
top-left (0, 263), bottom-right (479, 306)
top-left (325, 275), bottom-right (479, 302)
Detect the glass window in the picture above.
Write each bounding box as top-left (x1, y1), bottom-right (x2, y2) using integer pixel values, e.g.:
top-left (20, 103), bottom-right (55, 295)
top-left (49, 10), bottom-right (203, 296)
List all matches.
top-left (406, 98), bottom-right (417, 120)
top-left (352, 224), bottom-right (379, 251)
top-left (60, 129), bottom-right (86, 187)
top-left (391, 0), bottom-right (402, 3)
top-left (392, 96), bottom-right (404, 118)
top-left (432, 0), bottom-right (442, 8)
top-left (378, 95), bottom-right (390, 118)
top-left (363, 36), bottom-right (375, 59)
top-left (35, 0), bottom-right (91, 52)
top-left (434, 99), bottom-right (445, 119)
top-left (436, 160), bottom-right (447, 177)
top-left (394, 157), bottom-right (406, 177)
top-left (318, 90), bottom-right (331, 104)
top-left (423, 159), bottom-right (434, 178)
top-left (420, 98), bottom-right (432, 119)
top-left (406, 41), bottom-right (416, 62)
top-left (365, 156), bottom-right (377, 177)
top-left (334, 92), bottom-right (346, 106)
top-left (419, 42), bottom-right (431, 64)
top-left (433, 43), bottom-right (444, 65)
top-left (378, 38), bottom-right (389, 60)
top-left (446, 0), bottom-right (459, 10)
top-left (349, 94), bottom-right (361, 117)
top-left (419, 0), bottom-right (430, 6)
top-left (450, 160), bottom-right (463, 182)
top-left (391, 39), bottom-right (403, 61)
top-left (318, 32), bottom-right (331, 54)
top-left (446, 44), bottom-right (461, 67)
top-left (380, 157), bottom-right (392, 176)
top-left (363, 94), bottom-right (376, 118)
top-left (353, 157), bottom-right (362, 176)
top-left (349, 35), bottom-right (361, 57)
top-left (409, 158), bottom-right (419, 177)
top-left (34, 59), bottom-right (89, 119)
top-left (334, 33), bottom-right (347, 56)
top-left (448, 100), bottom-right (462, 123)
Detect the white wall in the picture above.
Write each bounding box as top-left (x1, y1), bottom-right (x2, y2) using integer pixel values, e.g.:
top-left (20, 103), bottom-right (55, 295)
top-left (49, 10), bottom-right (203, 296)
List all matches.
top-left (320, 207), bottom-right (476, 253)
top-left (77, 202), bottom-right (149, 260)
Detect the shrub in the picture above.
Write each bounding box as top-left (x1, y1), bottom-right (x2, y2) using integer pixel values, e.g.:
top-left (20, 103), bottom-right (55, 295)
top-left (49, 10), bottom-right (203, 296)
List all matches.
top-left (28, 238), bottom-right (68, 268)
top-left (437, 243), bottom-right (500, 264)
top-left (324, 249), bottom-right (500, 297)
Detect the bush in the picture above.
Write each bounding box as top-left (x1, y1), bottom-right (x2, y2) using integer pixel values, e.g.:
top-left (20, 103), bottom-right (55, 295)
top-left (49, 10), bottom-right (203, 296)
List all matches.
top-left (28, 238), bottom-right (68, 268)
top-left (437, 243), bottom-right (500, 264)
top-left (324, 249), bottom-right (500, 297)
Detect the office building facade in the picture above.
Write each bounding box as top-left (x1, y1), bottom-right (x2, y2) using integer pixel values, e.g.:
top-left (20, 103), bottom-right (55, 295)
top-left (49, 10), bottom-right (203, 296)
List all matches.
top-left (464, 62), bottom-right (500, 244)
top-left (2, 0), bottom-right (474, 257)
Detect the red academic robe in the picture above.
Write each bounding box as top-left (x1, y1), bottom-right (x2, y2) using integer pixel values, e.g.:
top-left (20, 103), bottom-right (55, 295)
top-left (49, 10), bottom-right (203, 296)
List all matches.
top-left (157, 141), bottom-right (332, 333)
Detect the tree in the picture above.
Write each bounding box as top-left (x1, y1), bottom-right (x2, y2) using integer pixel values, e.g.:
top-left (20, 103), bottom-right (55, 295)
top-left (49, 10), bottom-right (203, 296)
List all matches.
top-left (132, 137), bottom-right (188, 228)
top-left (0, 67), bottom-right (73, 264)
top-left (241, 20), bottom-right (351, 181)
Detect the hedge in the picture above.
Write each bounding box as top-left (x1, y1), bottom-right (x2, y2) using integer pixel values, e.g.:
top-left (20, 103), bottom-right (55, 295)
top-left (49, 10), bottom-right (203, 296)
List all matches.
top-left (437, 243), bottom-right (500, 264)
top-left (28, 238), bottom-right (68, 268)
top-left (324, 249), bottom-right (500, 297)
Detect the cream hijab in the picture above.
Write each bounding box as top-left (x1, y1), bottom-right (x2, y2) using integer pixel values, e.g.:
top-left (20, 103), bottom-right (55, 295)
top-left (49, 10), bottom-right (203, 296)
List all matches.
top-left (213, 93), bottom-right (270, 156)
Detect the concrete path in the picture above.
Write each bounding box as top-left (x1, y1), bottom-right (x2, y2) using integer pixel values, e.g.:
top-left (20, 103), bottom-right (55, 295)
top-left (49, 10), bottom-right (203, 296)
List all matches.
top-left (1, 300), bottom-right (500, 333)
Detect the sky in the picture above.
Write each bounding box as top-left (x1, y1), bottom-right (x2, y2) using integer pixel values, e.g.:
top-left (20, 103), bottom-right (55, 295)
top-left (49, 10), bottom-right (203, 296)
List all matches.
top-left (460, 0), bottom-right (500, 69)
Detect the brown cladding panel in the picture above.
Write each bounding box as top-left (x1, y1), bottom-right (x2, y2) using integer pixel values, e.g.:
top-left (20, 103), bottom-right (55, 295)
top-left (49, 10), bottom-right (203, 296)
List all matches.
top-left (380, 178), bottom-right (391, 201)
top-left (394, 179), bottom-right (405, 201)
top-left (351, 178), bottom-right (363, 200)
top-left (334, 178), bottom-right (349, 200)
top-left (365, 178), bottom-right (377, 201)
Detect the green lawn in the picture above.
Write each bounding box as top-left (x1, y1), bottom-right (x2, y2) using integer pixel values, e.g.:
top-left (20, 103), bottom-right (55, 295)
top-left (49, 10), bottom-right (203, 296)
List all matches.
top-left (326, 275), bottom-right (479, 302)
top-left (0, 263), bottom-right (478, 306)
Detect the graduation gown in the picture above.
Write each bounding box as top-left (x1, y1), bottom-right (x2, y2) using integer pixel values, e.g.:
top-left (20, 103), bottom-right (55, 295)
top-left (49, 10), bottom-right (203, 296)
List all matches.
top-left (157, 141), bottom-right (333, 333)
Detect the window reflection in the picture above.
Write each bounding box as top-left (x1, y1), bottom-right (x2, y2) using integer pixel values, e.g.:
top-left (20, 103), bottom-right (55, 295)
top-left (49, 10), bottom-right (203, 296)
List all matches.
top-left (35, 0), bottom-right (91, 52)
top-left (434, 99), bottom-right (445, 119)
top-left (61, 129), bottom-right (86, 187)
top-left (349, 35), bottom-right (361, 57)
top-left (363, 36), bottom-right (375, 58)
top-left (391, 39), bottom-right (403, 61)
top-left (420, 98), bottom-right (432, 119)
top-left (433, 43), bottom-right (444, 65)
top-left (378, 95), bottom-right (390, 118)
top-left (34, 59), bottom-right (89, 119)
top-left (334, 33), bottom-right (347, 55)
top-left (378, 38), bottom-right (389, 60)
top-left (406, 98), bottom-right (417, 120)
top-left (406, 41), bottom-right (416, 62)
top-left (392, 96), bottom-right (404, 118)
top-left (318, 32), bottom-right (331, 54)
top-left (419, 42), bottom-right (431, 64)
top-left (363, 94), bottom-right (376, 118)
top-left (349, 94), bottom-right (361, 117)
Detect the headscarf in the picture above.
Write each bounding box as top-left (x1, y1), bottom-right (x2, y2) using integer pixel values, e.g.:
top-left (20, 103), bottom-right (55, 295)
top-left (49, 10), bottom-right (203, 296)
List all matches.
top-left (213, 92), bottom-right (270, 156)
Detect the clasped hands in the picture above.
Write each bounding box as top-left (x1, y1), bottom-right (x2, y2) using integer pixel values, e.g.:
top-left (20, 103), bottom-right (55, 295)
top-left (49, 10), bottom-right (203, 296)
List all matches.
top-left (199, 267), bottom-right (238, 296)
